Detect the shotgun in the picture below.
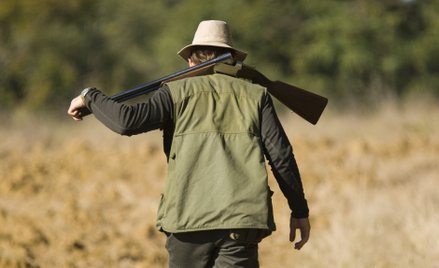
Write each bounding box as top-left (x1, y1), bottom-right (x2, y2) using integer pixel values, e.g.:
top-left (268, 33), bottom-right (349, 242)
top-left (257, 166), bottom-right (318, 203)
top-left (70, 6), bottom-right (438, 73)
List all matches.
top-left (79, 53), bottom-right (328, 124)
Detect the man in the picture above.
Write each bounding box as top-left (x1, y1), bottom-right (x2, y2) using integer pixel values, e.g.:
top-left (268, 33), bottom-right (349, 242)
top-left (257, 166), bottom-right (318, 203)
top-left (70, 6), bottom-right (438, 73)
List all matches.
top-left (68, 20), bottom-right (310, 268)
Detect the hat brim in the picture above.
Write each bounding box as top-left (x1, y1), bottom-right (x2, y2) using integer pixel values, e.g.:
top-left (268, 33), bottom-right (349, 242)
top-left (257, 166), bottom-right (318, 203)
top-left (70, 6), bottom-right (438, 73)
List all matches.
top-left (177, 42), bottom-right (247, 62)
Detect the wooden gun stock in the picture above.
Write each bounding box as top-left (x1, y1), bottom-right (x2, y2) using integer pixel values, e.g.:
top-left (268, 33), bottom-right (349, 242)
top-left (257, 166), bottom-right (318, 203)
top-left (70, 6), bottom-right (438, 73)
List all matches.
top-left (236, 65), bottom-right (328, 125)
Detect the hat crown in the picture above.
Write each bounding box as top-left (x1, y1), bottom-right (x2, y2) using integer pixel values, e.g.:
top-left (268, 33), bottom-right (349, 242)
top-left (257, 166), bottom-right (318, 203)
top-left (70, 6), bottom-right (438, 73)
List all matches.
top-left (192, 20), bottom-right (233, 46)
top-left (177, 20), bottom-right (247, 62)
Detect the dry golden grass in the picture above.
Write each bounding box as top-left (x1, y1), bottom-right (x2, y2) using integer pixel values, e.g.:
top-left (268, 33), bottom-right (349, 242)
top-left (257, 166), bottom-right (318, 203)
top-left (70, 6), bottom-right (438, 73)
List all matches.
top-left (1, 101), bottom-right (438, 267)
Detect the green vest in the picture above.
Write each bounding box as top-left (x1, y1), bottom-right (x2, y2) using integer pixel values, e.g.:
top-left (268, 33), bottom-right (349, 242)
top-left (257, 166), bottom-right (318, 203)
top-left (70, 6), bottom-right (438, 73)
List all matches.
top-left (157, 74), bottom-right (275, 233)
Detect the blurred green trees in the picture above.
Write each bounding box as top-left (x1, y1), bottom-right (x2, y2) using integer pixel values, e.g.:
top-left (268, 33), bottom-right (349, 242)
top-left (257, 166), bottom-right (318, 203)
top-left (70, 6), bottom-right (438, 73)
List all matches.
top-left (0, 0), bottom-right (438, 113)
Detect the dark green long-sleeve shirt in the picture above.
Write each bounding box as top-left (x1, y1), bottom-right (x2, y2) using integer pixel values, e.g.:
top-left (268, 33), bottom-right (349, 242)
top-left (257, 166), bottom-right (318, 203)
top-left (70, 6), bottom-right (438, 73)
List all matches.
top-left (83, 84), bottom-right (309, 218)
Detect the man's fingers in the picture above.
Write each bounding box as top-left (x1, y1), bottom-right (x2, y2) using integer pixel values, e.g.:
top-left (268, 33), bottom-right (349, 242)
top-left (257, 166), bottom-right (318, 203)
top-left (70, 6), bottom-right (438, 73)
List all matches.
top-left (72, 115), bottom-right (83, 121)
top-left (289, 228), bottom-right (296, 242)
top-left (294, 230), bottom-right (309, 250)
top-left (294, 239), bottom-right (306, 250)
top-left (67, 108), bottom-right (82, 120)
top-left (289, 217), bottom-right (296, 242)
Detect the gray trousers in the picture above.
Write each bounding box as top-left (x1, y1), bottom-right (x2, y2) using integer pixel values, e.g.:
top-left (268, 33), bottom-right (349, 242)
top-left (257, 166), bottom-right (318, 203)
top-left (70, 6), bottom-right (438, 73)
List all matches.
top-left (165, 229), bottom-right (265, 268)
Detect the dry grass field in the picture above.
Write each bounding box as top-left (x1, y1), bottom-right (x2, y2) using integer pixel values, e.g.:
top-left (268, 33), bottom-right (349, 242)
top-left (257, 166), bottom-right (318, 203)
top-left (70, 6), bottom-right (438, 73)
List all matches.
top-left (0, 101), bottom-right (438, 267)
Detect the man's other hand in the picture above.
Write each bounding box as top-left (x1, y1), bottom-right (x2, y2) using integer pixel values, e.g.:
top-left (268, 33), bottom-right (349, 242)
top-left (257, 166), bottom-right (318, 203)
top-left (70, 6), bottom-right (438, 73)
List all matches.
top-left (289, 216), bottom-right (310, 250)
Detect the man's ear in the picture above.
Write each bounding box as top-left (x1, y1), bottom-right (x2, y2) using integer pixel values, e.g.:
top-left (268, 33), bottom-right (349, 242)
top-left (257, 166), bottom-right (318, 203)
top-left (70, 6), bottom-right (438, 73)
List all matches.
top-left (188, 58), bottom-right (196, 67)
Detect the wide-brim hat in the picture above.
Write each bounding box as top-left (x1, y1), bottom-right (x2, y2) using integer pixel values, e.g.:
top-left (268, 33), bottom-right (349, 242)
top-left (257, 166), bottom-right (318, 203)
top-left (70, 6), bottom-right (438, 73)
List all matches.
top-left (178, 20), bottom-right (247, 62)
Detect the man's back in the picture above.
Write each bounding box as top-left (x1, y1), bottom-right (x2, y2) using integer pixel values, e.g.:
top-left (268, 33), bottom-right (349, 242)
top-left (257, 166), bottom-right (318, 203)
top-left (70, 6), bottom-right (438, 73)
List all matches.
top-left (158, 73), bottom-right (275, 233)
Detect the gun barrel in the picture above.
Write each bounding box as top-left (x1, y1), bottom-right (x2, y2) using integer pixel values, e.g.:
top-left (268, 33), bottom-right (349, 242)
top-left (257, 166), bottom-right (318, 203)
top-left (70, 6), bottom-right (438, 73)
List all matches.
top-left (80, 53), bottom-right (233, 117)
top-left (110, 52), bottom-right (233, 102)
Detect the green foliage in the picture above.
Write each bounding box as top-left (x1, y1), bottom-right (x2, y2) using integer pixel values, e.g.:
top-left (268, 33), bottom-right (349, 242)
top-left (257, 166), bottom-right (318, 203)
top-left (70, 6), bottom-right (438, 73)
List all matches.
top-left (0, 0), bottom-right (438, 112)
